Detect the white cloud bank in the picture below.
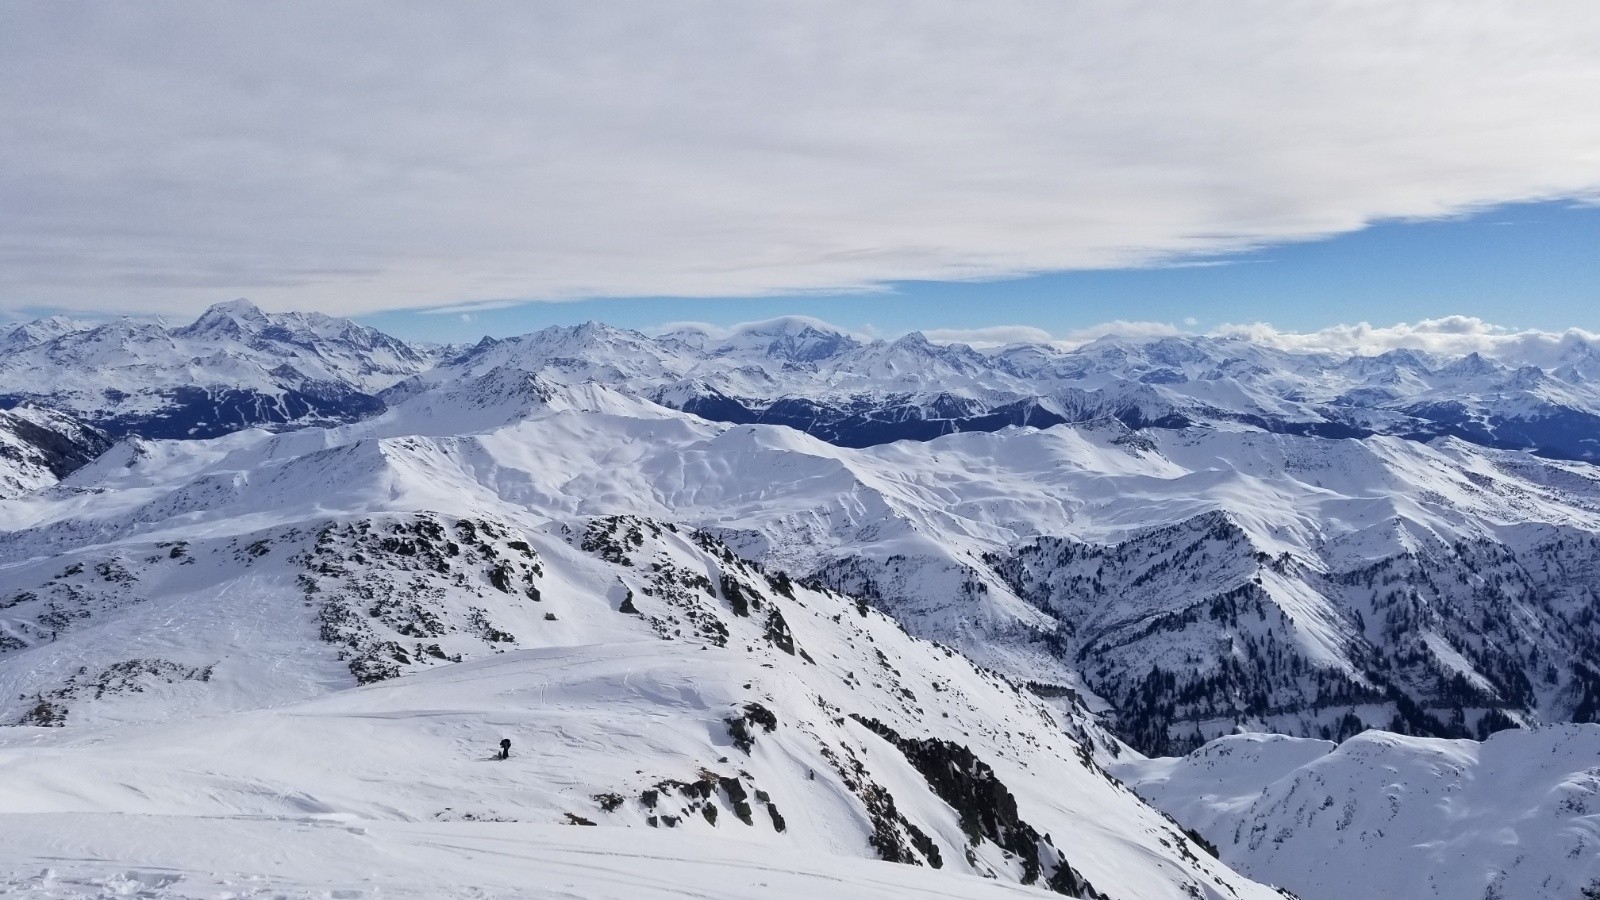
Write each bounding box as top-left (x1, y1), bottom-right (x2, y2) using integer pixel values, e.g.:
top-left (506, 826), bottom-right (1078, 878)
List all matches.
top-left (925, 321), bottom-right (1185, 348)
top-left (4, 2), bottom-right (1600, 317)
top-left (1215, 317), bottom-right (1600, 366)
top-left (919, 316), bottom-right (1600, 366)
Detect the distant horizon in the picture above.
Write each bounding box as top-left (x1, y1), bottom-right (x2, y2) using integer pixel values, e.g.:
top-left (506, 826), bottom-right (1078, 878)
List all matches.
top-left (8, 292), bottom-right (1600, 369)
top-left (5, 199), bottom-right (1597, 351)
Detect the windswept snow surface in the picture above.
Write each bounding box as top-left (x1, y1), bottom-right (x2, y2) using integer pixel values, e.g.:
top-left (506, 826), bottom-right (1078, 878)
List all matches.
top-left (0, 815), bottom-right (1066, 899)
top-left (1115, 726), bottom-right (1600, 900)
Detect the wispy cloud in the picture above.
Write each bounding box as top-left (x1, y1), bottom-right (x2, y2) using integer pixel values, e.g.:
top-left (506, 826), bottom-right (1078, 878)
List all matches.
top-left (5, 2), bottom-right (1600, 317)
top-left (922, 325), bottom-right (1058, 347)
top-left (415, 299), bottom-right (531, 316)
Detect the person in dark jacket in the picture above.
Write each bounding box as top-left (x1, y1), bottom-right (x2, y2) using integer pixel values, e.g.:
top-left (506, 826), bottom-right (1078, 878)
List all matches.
top-left (499, 738), bottom-right (511, 760)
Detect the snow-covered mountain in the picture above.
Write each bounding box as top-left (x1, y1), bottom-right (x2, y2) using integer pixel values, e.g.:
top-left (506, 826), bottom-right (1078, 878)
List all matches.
top-left (6, 373), bottom-right (1597, 755)
top-left (358, 319), bottom-right (1600, 757)
top-left (13, 326), bottom-right (1600, 759)
top-left (10, 307), bottom-right (1600, 461)
top-left (1115, 726), bottom-right (1600, 900)
top-left (0, 300), bottom-right (431, 439)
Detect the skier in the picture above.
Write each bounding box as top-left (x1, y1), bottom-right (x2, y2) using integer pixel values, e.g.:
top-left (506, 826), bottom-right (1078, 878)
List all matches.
top-left (499, 737), bottom-right (511, 760)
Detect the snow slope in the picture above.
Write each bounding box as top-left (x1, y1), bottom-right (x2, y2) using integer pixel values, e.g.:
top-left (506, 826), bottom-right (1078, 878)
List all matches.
top-left (0, 815), bottom-right (1080, 899)
top-left (0, 496), bottom-right (1277, 898)
top-left (1115, 726), bottom-right (1600, 900)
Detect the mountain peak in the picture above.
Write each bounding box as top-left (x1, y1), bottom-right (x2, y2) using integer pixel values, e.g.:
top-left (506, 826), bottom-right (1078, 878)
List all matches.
top-left (712, 316), bottom-right (860, 362)
top-left (1373, 347), bottom-right (1433, 370)
top-left (0, 314), bottom-right (88, 349)
top-left (181, 298), bottom-right (271, 337)
top-left (206, 298), bottom-right (268, 321)
top-left (1437, 351), bottom-right (1501, 378)
top-left (734, 315), bottom-right (850, 338)
top-left (890, 330), bottom-right (934, 348)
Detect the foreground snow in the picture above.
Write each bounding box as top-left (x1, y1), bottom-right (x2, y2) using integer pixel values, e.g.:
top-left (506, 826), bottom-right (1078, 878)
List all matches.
top-left (0, 814), bottom-right (1056, 899)
top-left (0, 635), bottom-right (1273, 898)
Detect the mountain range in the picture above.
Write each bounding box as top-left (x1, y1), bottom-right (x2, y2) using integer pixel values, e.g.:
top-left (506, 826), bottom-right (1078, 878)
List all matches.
top-left (3, 300), bottom-right (1600, 898)
top-left (0, 299), bottom-right (434, 440)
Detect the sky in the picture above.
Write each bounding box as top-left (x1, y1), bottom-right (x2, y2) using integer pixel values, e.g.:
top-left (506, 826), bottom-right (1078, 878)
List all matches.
top-left (356, 199), bottom-right (1600, 344)
top-left (4, 2), bottom-right (1600, 345)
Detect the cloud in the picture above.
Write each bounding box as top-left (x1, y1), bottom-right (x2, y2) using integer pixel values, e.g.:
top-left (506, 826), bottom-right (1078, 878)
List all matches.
top-left (652, 315), bottom-right (867, 342)
top-left (1055, 321), bottom-right (1187, 349)
top-left (4, 2), bottom-right (1600, 317)
top-left (923, 320), bottom-right (1186, 349)
top-left (1212, 317), bottom-right (1600, 365)
top-left (924, 315), bottom-right (1600, 363)
top-left (416, 299), bottom-right (532, 316)
top-left (651, 320), bottom-right (725, 339)
top-left (921, 325), bottom-right (1057, 347)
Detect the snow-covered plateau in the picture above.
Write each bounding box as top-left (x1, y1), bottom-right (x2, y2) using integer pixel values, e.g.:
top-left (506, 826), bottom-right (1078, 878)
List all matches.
top-left (3, 303), bottom-right (1600, 898)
